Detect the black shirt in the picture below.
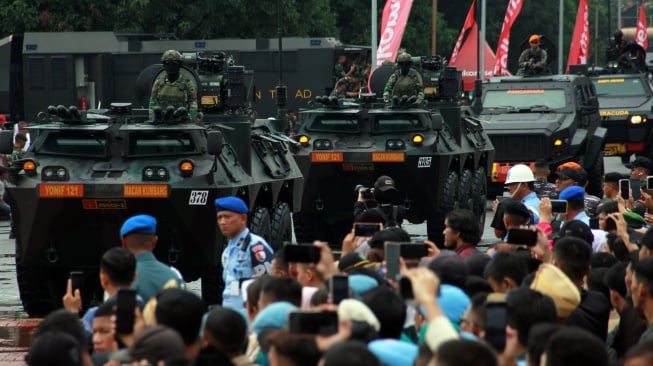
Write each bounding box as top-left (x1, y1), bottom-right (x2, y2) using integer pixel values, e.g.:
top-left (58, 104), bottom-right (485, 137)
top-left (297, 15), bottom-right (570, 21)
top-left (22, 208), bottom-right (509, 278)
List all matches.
top-left (353, 201), bottom-right (405, 227)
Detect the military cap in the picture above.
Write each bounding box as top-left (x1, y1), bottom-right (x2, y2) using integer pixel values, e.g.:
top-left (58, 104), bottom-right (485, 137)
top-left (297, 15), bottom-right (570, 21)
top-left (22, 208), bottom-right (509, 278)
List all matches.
top-left (625, 156), bottom-right (653, 172)
top-left (215, 196), bottom-right (249, 214)
top-left (623, 211), bottom-right (646, 229)
top-left (557, 220), bottom-right (594, 246)
top-left (397, 52), bottom-right (412, 63)
top-left (161, 50), bottom-right (182, 62)
top-left (559, 186), bottom-right (585, 201)
top-left (120, 214), bottom-right (157, 237)
top-left (529, 34), bottom-right (541, 43)
top-left (503, 200), bottom-right (532, 220)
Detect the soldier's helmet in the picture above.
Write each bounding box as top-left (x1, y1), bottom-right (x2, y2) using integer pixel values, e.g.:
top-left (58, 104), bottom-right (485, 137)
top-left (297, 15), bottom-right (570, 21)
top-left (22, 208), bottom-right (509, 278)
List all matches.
top-left (397, 52), bottom-right (412, 64)
top-left (161, 50), bottom-right (183, 63)
top-left (613, 30), bottom-right (623, 41)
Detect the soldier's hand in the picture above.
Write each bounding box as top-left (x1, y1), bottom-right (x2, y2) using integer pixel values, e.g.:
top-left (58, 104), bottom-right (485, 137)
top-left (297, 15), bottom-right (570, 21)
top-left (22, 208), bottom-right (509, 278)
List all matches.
top-left (62, 278), bottom-right (82, 314)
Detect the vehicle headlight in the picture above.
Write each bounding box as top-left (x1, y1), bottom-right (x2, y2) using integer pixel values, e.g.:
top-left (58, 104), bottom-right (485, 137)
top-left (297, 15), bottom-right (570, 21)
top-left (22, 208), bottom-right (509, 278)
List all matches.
top-left (630, 115), bottom-right (647, 124)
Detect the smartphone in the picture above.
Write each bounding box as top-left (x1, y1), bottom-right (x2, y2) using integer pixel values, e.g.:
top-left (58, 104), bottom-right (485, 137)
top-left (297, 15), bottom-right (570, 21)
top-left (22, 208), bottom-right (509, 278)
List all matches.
top-left (330, 275), bottom-right (349, 305)
top-left (647, 176), bottom-right (653, 190)
top-left (69, 271), bottom-right (83, 294)
top-left (505, 228), bottom-right (538, 246)
top-left (283, 244), bottom-right (321, 263)
top-left (620, 179), bottom-right (630, 200)
top-left (354, 222), bottom-right (382, 237)
top-left (288, 311), bottom-right (338, 335)
top-left (116, 288), bottom-right (137, 334)
top-left (631, 179), bottom-right (642, 200)
top-left (399, 243), bottom-right (428, 259)
top-left (385, 242), bottom-right (401, 280)
top-left (398, 276), bottom-right (414, 301)
top-left (550, 199), bottom-right (568, 214)
top-left (485, 299), bottom-right (508, 353)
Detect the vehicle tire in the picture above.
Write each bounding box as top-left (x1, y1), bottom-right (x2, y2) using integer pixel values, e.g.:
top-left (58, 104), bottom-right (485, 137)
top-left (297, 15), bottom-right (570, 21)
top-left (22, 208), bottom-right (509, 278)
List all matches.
top-left (586, 151), bottom-right (605, 197)
top-left (427, 170), bottom-right (459, 247)
top-left (249, 206), bottom-right (272, 245)
top-left (459, 169), bottom-right (474, 210)
top-left (472, 167), bottom-right (488, 236)
top-left (270, 202), bottom-right (292, 251)
top-left (15, 237), bottom-right (56, 317)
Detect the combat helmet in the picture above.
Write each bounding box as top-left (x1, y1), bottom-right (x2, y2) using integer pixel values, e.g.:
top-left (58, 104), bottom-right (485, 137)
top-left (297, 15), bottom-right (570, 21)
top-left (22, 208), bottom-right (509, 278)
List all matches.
top-left (397, 52), bottom-right (412, 64)
top-left (505, 164), bottom-right (535, 184)
top-left (161, 50), bottom-right (182, 63)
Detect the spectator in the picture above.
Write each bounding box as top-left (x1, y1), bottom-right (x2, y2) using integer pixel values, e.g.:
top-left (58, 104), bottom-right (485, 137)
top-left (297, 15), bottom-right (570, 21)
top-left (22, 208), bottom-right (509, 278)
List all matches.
top-left (265, 330), bottom-right (320, 366)
top-left (526, 323), bottom-right (560, 366)
top-left (427, 252), bottom-right (468, 289)
top-left (90, 299), bottom-right (119, 364)
top-left (460, 292), bottom-right (488, 339)
top-left (10, 132), bottom-right (27, 160)
top-left (623, 339), bottom-right (653, 366)
top-left (120, 214), bottom-right (183, 302)
top-left (258, 276), bottom-right (303, 309)
top-left (626, 156), bottom-right (653, 180)
top-left (30, 309), bottom-right (93, 366)
top-left (362, 286), bottom-right (406, 339)
top-left (603, 172), bottom-right (624, 200)
top-left (558, 186), bottom-right (589, 225)
top-left (541, 327), bottom-right (609, 366)
top-left (110, 325), bottom-right (187, 366)
top-left (631, 257), bottom-right (653, 342)
top-left (443, 209), bottom-right (481, 259)
top-left (504, 164), bottom-right (541, 223)
top-left (638, 228), bottom-right (653, 261)
top-left (321, 341), bottom-right (381, 366)
top-left (270, 250), bottom-right (290, 277)
top-left (433, 339), bottom-right (497, 366)
top-left (26, 331), bottom-right (85, 366)
top-left (366, 227), bottom-right (411, 263)
top-left (202, 306), bottom-right (250, 366)
top-left (353, 175), bottom-right (405, 228)
top-left (485, 252), bottom-right (528, 293)
top-left (295, 262), bottom-right (325, 289)
top-left (489, 199), bottom-right (533, 249)
top-left (154, 288), bottom-right (205, 359)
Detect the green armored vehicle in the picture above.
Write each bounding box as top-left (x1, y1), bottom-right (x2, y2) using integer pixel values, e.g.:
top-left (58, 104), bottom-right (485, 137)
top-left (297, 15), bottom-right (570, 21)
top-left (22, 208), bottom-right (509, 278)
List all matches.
top-left (292, 61), bottom-right (494, 245)
top-left (479, 74), bottom-right (606, 198)
top-left (2, 54), bottom-right (302, 317)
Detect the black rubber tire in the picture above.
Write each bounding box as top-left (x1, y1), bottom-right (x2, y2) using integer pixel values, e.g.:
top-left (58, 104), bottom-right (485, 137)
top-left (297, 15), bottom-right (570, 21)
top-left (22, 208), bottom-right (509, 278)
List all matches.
top-left (15, 236), bottom-right (56, 317)
top-left (270, 202), bottom-right (292, 251)
top-left (249, 206), bottom-right (272, 244)
top-left (459, 169), bottom-right (474, 210)
top-left (427, 170), bottom-right (459, 247)
top-left (586, 151), bottom-right (605, 197)
top-left (472, 167), bottom-right (488, 236)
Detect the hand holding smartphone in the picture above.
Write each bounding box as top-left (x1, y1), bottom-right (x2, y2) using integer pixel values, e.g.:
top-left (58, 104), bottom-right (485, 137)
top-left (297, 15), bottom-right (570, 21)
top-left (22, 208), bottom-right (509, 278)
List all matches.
top-left (69, 271), bottom-right (83, 294)
top-left (485, 293), bottom-right (507, 353)
top-left (354, 222), bottom-right (382, 237)
top-left (282, 244), bottom-right (321, 263)
top-left (385, 242), bottom-right (401, 280)
top-left (330, 275), bottom-right (349, 305)
top-left (289, 311), bottom-right (338, 335)
top-left (505, 228), bottom-right (538, 246)
top-left (116, 289), bottom-right (137, 334)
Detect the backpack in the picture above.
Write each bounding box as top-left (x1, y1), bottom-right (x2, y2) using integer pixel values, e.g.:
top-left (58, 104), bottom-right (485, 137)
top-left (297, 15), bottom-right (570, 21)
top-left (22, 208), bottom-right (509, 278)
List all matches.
top-left (373, 205), bottom-right (399, 228)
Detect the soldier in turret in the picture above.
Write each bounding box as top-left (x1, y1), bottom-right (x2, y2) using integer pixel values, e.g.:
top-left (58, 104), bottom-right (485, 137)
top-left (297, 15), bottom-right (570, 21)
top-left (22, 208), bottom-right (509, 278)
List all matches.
top-left (383, 52), bottom-right (425, 105)
top-left (149, 50), bottom-right (198, 120)
top-left (517, 35), bottom-right (548, 76)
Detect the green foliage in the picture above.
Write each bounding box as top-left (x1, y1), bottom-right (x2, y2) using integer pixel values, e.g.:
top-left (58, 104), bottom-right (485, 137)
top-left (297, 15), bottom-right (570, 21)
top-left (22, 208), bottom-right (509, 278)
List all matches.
top-left (0, 0), bottom-right (626, 72)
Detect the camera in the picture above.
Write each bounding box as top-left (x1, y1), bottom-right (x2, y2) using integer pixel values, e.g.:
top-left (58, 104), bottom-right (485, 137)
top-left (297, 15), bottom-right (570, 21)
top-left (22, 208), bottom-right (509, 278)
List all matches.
top-left (354, 184), bottom-right (374, 200)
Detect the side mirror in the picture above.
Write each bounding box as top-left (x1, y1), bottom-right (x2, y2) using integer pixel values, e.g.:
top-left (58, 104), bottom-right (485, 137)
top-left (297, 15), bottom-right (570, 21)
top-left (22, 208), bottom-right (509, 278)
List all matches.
top-left (206, 131), bottom-right (224, 155)
top-left (0, 130), bottom-right (14, 154)
top-left (431, 114), bottom-right (443, 131)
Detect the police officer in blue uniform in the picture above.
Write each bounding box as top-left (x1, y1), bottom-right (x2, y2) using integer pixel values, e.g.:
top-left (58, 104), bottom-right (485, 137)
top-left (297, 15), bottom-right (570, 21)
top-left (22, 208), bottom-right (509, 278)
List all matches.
top-left (120, 214), bottom-right (184, 302)
top-left (216, 196), bottom-right (274, 310)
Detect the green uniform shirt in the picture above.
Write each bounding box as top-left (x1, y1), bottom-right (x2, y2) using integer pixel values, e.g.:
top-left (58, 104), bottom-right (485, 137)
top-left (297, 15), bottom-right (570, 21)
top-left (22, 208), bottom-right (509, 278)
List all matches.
top-left (149, 75), bottom-right (198, 120)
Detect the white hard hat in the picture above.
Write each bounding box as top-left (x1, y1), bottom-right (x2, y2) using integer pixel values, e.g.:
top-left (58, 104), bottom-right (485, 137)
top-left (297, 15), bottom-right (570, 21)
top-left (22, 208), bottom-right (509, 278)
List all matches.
top-left (505, 164), bottom-right (535, 184)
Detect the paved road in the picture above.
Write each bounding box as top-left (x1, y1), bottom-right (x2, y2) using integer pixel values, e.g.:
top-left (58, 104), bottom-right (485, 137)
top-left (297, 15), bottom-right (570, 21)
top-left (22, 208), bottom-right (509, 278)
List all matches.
top-left (0, 156), bottom-right (630, 361)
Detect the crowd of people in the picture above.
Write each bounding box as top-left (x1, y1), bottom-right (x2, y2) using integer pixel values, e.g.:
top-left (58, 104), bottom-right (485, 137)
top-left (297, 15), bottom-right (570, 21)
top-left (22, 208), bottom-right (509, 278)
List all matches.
top-left (21, 156), bottom-right (653, 366)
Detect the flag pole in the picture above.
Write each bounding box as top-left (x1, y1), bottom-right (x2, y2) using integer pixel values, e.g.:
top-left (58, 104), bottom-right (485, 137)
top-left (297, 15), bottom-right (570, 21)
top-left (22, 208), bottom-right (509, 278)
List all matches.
top-left (372, 0), bottom-right (378, 72)
top-left (432, 0), bottom-right (438, 55)
top-left (559, 0), bottom-right (564, 73)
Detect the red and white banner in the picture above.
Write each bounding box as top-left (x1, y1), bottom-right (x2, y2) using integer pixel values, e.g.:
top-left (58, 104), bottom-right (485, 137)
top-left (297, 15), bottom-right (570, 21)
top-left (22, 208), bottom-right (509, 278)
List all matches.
top-left (493, 0), bottom-right (524, 76)
top-left (450, 0), bottom-right (476, 65)
top-left (376, 0), bottom-right (415, 68)
top-left (636, 4), bottom-right (648, 51)
top-left (566, 0), bottom-right (589, 73)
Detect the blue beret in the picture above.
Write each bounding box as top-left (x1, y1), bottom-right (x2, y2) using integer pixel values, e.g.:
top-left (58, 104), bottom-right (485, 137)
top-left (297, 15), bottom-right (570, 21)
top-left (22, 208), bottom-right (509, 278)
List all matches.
top-left (559, 186), bottom-right (585, 201)
top-left (348, 274), bottom-right (379, 299)
top-left (368, 339), bottom-right (418, 366)
top-left (252, 301), bottom-right (297, 334)
top-left (215, 196), bottom-right (248, 214)
top-left (120, 214), bottom-right (157, 237)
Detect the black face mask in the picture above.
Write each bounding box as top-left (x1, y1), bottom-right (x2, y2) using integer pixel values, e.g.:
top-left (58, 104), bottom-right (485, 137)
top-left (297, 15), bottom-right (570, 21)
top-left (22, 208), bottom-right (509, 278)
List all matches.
top-left (399, 63), bottom-right (411, 75)
top-left (164, 62), bottom-right (181, 80)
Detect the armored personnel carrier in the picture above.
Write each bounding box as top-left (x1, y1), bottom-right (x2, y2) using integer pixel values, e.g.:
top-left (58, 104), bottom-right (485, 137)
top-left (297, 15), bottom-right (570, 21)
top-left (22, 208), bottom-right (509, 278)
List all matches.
top-left (2, 54), bottom-right (302, 317)
top-left (292, 60), bottom-right (494, 246)
top-left (479, 74), bottom-right (606, 198)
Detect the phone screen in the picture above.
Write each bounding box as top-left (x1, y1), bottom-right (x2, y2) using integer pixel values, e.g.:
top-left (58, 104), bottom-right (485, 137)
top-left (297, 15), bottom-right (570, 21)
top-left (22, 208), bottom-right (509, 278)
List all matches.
top-left (505, 228), bottom-right (538, 246)
top-left (354, 222), bottom-right (381, 237)
top-left (485, 303), bottom-right (507, 352)
top-left (647, 176), bottom-right (653, 190)
top-left (283, 245), bottom-right (321, 263)
top-left (631, 179), bottom-right (642, 200)
top-left (399, 243), bottom-right (428, 259)
top-left (288, 311), bottom-right (338, 335)
top-left (69, 271), bottom-right (83, 293)
top-left (330, 275), bottom-right (349, 305)
top-left (620, 179), bottom-right (630, 200)
top-left (116, 289), bottom-right (137, 334)
top-left (398, 276), bottom-right (414, 301)
top-left (385, 242), bottom-right (401, 280)
top-left (550, 199), bottom-right (568, 214)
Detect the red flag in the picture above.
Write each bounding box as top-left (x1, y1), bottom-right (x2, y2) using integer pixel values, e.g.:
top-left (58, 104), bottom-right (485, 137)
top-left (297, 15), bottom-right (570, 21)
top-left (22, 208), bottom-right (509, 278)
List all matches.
top-left (450, 0), bottom-right (476, 65)
top-left (493, 0), bottom-right (524, 76)
top-left (636, 4), bottom-right (648, 51)
top-left (566, 0), bottom-right (589, 73)
top-left (375, 0), bottom-right (415, 68)
top-left (449, 22), bottom-right (498, 90)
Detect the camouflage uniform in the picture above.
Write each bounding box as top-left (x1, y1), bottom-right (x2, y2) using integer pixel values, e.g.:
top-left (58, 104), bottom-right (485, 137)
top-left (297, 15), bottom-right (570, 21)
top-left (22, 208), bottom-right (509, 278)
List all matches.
top-left (330, 77), bottom-right (353, 98)
top-left (516, 48), bottom-right (548, 76)
top-left (584, 194), bottom-right (601, 219)
top-left (383, 53), bottom-right (425, 104)
top-left (149, 76), bottom-right (198, 120)
top-left (534, 178), bottom-right (557, 199)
